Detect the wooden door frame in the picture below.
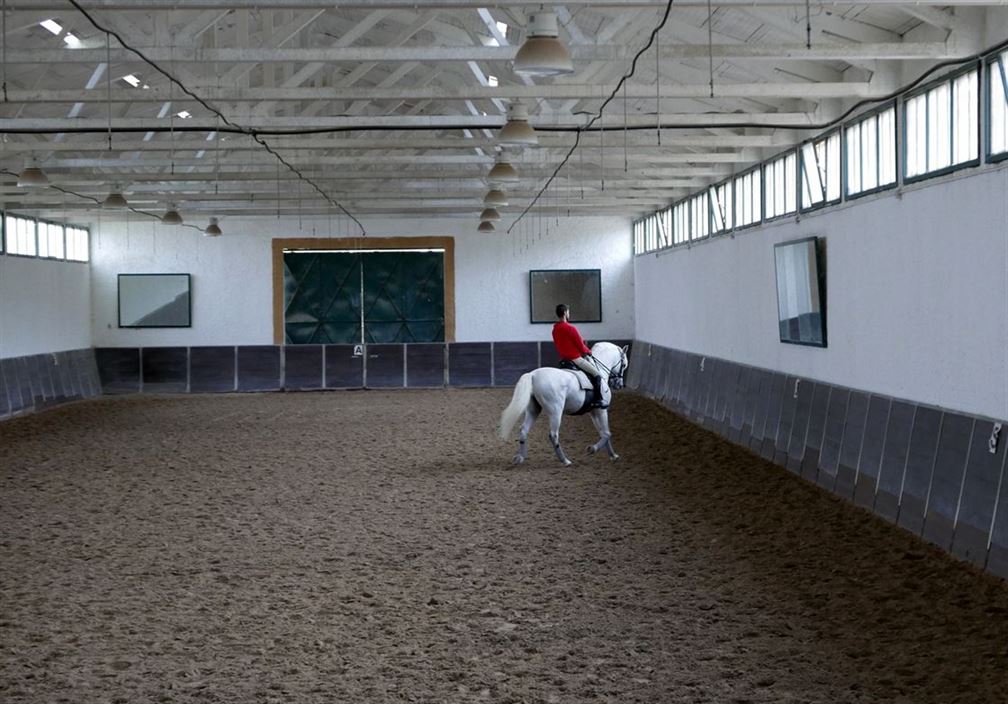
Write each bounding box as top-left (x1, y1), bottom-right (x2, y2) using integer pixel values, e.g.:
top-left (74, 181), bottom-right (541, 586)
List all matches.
top-left (272, 237), bottom-right (456, 344)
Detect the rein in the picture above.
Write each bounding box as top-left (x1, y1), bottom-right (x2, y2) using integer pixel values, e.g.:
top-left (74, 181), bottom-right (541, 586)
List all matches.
top-left (590, 349), bottom-right (626, 381)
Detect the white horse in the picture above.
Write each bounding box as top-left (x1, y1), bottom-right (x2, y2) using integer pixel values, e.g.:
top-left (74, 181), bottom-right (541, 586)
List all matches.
top-left (498, 341), bottom-right (629, 466)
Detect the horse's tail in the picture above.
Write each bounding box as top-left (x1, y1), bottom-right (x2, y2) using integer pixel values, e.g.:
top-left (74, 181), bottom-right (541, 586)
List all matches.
top-left (499, 372), bottom-right (534, 441)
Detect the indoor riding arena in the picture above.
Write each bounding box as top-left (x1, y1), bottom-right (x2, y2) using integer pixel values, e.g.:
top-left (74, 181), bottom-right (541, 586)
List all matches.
top-left (1, 2), bottom-right (1006, 704)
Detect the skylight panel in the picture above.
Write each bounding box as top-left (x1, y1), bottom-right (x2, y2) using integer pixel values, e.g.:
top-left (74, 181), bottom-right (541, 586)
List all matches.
top-left (63, 33), bottom-right (81, 48)
top-left (487, 75), bottom-right (499, 87)
top-left (122, 74), bottom-right (141, 87)
top-left (40, 19), bottom-right (62, 35)
top-left (496, 21), bottom-right (508, 36)
top-left (176, 110), bottom-right (191, 119)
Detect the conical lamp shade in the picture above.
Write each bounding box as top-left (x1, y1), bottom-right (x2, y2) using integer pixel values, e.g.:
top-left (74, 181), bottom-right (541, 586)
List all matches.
top-left (484, 189), bottom-right (508, 207)
top-left (514, 11), bottom-right (574, 77)
top-left (103, 189), bottom-right (128, 209)
top-left (479, 207), bottom-right (501, 221)
top-left (498, 102), bottom-right (537, 146)
top-left (17, 166), bottom-right (49, 188)
top-left (515, 38), bottom-right (573, 76)
top-left (204, 217), bottom-right (222, 237)
top-left (161, 206), bottom-right (183, 225)
top-left (478, 221), bottom-right (496, 233)
top-left (488, 160), bottom-right (519, 184)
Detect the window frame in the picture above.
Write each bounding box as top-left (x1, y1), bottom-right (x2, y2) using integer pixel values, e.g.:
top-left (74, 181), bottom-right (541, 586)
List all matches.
top-left (903, 63), bottom-right (982, 185)
top-left (732, 165), bottom-right (763, 230)
top-left (64, 224), bottom-right (91, 263)
top-left (762, 148), bottom-right (799, 223)
top-left (688, 190), bottom-right (710, 241)
top-left (799, 129), bottom-right (843, 213)
top-left (36, 218), bottom-right (67, 261)
top-left (843, 101), bottom-right (898, 201)
top-left (4, 213), bottom-right (39, 258)
top-left (708, 178), bottom-right (733, 235)
top-left (986, 50), bottom-right (1008, 163)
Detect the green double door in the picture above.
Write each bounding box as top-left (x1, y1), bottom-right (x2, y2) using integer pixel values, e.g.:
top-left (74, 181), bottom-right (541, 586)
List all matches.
top-left (283, 250), bottom-right (445, 344)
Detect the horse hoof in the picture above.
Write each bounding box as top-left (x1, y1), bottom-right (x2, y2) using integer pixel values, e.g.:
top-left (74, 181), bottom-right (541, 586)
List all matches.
top-left (562, 459), bottom-right (573, 467)
top-left (587, 445), bottom-right (597, 455)
top-left (610, 454), bottom-right (621, 462)
top-left (512, 455), bottom-right (525, 465)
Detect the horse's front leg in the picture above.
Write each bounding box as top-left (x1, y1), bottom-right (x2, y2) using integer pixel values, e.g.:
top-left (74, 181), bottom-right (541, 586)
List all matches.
top-left (587, 410), bottom-right (608, 455)
top-left (596, 410), bottom-right (619, 461)
top-left (513, 402), bottom-right (540, 465)
top-left (547, 405), bottom-right (572, 466)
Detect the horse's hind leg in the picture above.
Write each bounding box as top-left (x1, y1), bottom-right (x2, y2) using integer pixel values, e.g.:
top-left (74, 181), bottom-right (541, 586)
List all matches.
top-left (547, 404), bottom-right (573, 466)
top-left (513, 400), bottom-right (540, 465)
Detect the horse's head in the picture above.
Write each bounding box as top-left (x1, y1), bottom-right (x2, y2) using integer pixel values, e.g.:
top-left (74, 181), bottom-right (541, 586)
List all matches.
top-left (591, 342), bottom-right (630, 390)
top-left (610, 344), bottom-right (629, 389)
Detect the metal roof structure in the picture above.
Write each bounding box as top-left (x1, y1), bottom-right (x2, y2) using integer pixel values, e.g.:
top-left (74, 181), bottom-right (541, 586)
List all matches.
top-left (0, 1), bottom-right (1004, 226)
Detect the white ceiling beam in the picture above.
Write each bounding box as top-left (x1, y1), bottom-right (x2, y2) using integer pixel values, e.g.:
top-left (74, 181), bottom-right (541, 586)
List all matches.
top-left (0, 133), bottom-right (786, 151)
top-left (9, 1), bottom-right (997, 8)
top-left (218, 9), bottom-right (329, 89)
top-left (7, 164), bottom-right (724, 184)
top-left (178, 9), bottom-right (233, 42)
top-left (0, 82), bottom-right (882, 103)
top-left (900, 6), bottom-right (964, 33)
top-left (18, 42), bottom-right (957, 63)
top-left (41, 150), bottom-right (748, 168)
top-left (0, 111), bottom-right (817, 130)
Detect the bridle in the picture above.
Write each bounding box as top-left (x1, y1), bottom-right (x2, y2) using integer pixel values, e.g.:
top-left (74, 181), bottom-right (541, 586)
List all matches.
top-left (591, 348), bottom-right (628, 390)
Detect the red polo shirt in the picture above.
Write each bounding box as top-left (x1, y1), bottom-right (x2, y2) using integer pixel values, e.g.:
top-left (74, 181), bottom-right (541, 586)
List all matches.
top-left (552, 321), bottom-right (591, 360)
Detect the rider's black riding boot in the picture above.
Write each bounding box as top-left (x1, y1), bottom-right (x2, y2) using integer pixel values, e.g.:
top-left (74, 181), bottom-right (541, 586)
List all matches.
top-left (590, 375), bottom-right (605, 408)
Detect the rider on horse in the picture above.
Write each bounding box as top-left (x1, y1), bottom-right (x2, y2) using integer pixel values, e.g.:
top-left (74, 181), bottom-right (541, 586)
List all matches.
top-left (552, 303), bottom-right (608, 409)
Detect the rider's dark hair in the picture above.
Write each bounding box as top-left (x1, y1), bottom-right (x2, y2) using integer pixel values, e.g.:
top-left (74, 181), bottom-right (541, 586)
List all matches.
top-left (555, 304), bottom-right (568, 319)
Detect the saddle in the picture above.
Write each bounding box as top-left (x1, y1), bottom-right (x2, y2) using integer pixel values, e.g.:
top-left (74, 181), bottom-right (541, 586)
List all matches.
top-left (557, 362), bottom-right (594, 391)
top-left (557, 360), bottom-right (608, 413)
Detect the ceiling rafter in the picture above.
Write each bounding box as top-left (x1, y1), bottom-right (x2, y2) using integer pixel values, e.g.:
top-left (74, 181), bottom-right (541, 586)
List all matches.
top-left (2, 1), bottom-right (1002, 221)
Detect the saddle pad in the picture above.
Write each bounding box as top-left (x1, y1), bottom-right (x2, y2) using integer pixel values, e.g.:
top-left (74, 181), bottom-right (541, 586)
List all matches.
top-left (562, 369), bottom-right (594, 391)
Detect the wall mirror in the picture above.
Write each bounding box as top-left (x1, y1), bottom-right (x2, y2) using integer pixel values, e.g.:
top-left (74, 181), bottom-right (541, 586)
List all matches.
top-left (529, 269), bottom-right (602, 323)
top-left (118, 273), bottom-right (192, 328)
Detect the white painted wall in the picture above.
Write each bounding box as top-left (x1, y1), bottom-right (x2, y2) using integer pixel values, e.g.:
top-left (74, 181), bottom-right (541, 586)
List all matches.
top-left (635, 166), bottom-right (1008, 421)
top-left (90, 215), bottom-right (634, 346)
top-left (0, 255), bottom-right (92, 358)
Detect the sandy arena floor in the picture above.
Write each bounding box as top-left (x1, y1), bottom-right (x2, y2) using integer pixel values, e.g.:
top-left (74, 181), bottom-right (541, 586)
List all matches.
top-left (1, 389), bottom-right (1006, 704)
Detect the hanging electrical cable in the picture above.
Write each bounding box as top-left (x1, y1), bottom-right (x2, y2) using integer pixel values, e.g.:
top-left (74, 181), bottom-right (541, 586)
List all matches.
top-left (64, 0), bottom-right (364, 234)
top-left (503, 5), bottom-right (1008, 235)
top-left (806, 0), bottom-right (813, 50)
top-left (600, 119), bottom-right (604, 192)
top-left (624, 80), bottom-right (629, 173)
top-left (105, 31), bottom-right (112, 152)
top-left (656, 17), bottom-right (662, 147)
top-left (707, 0), bottom-right (715, 98)
top-left (169, 41), bottom-right (175, 176)
top-left (507, 0), bottom-right (678, 234)
top-left (1, 168), bottom-right (207, 234)
top-left (1, 0), bottom-right (7, 102)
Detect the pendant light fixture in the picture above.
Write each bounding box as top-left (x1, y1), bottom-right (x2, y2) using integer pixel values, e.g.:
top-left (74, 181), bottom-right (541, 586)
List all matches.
top-left (479, 207), bottom-right (501, 221)
top-left (487, 153), bottom-right (520, 185)
top-left (484, 189), bottom-right (508, 207)
top-left (161, 203), bottom-right (182, 225)
top-left (204, 217), bottom-right (222, 237)
top-left (478, 221), bottom-right (496, 233)
top-left (498, 102), bottom-right (537, 147)
top-left (514, 9), bottom-right (574, 76)
top-left (103, 184), bottom-right (128, 209)
top-left (17, 158), bottom-right (49, 188)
